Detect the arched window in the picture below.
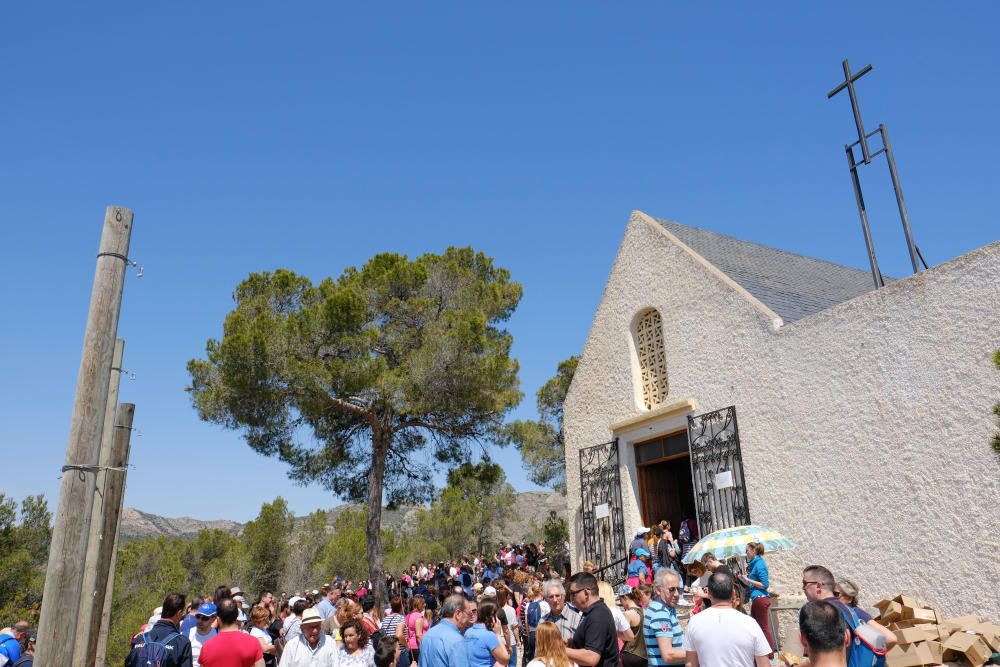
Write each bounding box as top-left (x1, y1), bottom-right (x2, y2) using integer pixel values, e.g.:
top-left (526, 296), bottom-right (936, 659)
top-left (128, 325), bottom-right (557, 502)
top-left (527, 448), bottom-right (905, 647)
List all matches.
top-left (634, 309), bottom-right (668, 410)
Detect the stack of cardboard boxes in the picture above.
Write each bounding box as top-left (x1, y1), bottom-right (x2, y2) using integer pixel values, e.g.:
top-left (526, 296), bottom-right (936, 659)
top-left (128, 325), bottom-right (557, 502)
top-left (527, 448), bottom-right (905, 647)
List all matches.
top-left (875, 595), bottom-right (999, 667)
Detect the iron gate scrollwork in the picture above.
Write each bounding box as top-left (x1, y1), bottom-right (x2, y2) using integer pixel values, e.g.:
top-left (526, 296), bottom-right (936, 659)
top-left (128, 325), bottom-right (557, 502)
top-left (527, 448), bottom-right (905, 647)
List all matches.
top-left (687, 406), bottom-right (750, 536)
top-left (579, 438), bottom-right (627, 586)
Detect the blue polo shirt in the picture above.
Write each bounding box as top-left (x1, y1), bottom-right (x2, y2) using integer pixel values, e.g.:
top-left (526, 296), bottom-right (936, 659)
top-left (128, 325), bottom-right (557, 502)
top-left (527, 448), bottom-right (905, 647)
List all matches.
top-left (419, 619), bottom-right (469, 667)
top-left (644, 598), bottom-right (683, 667)
top-left (464, 623), bottom-right (499, 667)
top-left (0, 632), bottom-right (20, 664)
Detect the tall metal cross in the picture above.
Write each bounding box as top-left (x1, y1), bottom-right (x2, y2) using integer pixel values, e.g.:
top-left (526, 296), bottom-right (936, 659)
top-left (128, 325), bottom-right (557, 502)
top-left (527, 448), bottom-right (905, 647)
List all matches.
top-left (827, 59), bottom-right (924, 286)
top-left (828, 60), bottom-right (875, 164)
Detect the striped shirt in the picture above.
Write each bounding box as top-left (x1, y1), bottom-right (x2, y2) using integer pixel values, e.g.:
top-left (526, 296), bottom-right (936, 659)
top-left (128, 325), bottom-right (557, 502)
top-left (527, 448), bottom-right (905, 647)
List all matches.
top-left (644, 598), bottom-right (683, 667)
top-left (382, 613), bottom-right (404, 643)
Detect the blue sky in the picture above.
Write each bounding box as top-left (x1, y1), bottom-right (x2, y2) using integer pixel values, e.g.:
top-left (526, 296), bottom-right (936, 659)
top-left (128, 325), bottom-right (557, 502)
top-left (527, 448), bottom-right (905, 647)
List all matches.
top-left (1, 3), bottom-right (996, 522)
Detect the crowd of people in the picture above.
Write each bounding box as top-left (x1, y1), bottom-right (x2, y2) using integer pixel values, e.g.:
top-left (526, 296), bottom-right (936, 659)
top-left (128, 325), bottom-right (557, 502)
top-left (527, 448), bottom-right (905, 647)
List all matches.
top-left (109, 523), bottom-right (896, 667)
top-left (0, 527), bottom-right (893, 667)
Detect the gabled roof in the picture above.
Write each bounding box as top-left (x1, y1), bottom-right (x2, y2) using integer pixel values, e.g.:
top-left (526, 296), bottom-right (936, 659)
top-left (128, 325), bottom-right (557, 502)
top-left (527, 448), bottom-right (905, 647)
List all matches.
top-left (654, 217), bottom-right (888, 323)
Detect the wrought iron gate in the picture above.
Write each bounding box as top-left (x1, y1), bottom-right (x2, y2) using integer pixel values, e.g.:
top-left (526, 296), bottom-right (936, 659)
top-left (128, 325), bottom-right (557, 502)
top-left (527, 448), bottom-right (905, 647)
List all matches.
top-left (578, 438), bottom-right (627, 585)
top-left (686, 406), bottom-right (750, 535)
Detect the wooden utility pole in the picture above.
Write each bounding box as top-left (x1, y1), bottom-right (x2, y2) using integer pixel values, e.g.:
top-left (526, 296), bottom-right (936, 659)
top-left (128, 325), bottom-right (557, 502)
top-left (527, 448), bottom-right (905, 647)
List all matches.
top-left (75, 338), bottom-right (126, 665)
top-left (35, 206), bottom-right (134, 666)
top-left (93, 490), bottom-right (125, 667)
top-left (77, 402), bottom-right (135, 666)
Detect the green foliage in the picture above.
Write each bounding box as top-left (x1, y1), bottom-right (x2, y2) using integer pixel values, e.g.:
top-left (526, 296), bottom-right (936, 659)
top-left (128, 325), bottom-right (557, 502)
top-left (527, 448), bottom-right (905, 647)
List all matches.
top-left (0, 494), bottom-right (50, 626)
top-left (497, 356), bottom-right (578, 493)
top-left (242, 497), bottom-right (294, 592)
top-left (542, 511), bottom-right (570, 573)
top-left (993, 350), bottom-right (1000, 456)
top-left (411, 462), bottom-right (516, 555)
top-left (106, 498), bottom-right (288, 665)
top-left (187, 248), bottom-right (523, 602)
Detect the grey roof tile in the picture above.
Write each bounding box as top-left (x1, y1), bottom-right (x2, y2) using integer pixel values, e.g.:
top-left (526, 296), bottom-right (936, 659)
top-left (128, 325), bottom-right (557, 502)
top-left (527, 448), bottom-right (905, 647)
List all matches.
top-left (654, 218), bottom-right (889, 323)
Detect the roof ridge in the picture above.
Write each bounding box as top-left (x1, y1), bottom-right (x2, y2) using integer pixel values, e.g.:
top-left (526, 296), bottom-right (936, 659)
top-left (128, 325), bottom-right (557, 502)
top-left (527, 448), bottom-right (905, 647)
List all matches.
top-left (653, 216), bottom-right (891, 280)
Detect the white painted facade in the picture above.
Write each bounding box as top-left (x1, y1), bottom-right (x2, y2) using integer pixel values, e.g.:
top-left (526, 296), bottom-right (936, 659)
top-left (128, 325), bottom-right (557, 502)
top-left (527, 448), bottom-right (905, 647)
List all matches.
top-left (563, 211), bottom-right (1000, 617)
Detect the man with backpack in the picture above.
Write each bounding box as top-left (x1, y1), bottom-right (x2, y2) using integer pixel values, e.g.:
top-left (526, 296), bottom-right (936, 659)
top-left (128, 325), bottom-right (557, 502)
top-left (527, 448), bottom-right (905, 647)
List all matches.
top-left (797, 601), bottom-right (850, 667)
top-left (126, 592), bottom-right (194, 667)
top-left (796, 565), bottom-right (894, 667)
top-left (0, 621), bottom-right (28, 666)
top-left (520, 584), bottom-right (549, 663)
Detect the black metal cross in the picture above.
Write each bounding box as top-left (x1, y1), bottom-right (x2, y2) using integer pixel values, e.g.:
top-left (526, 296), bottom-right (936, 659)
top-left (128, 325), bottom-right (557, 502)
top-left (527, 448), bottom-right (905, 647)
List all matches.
top-left (827, 58), bottom-right (925, 283)
top-left (827, 59), bottom-right (874, 163)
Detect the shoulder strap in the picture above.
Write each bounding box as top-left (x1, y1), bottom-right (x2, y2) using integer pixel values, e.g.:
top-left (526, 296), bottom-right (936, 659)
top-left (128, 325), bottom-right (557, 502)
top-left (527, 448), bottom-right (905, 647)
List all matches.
top-left (828, 599), bottom-right (861, 633)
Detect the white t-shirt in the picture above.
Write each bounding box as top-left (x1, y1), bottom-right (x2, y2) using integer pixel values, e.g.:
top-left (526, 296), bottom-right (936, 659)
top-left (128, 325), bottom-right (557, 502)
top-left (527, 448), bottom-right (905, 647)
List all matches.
top-left (527, 659), bottom-right (578, 667)
top-left (250, 626), bottom-right (273, 647)
top-left (682, 606), bottom-right (771, 667)
top-left (188, 627), bottom-right (218, 665)
top-left (610, 606), bottom-right (631, 633)
top-left (503, 604), bottom-right (519, 637)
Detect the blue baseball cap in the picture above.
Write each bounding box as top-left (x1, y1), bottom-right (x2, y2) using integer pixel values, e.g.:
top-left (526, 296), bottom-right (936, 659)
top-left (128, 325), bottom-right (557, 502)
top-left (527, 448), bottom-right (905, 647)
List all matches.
top-left (197, 602), bottom-right (217, 617)
top-left (635, 548), bottom-right (651, 557)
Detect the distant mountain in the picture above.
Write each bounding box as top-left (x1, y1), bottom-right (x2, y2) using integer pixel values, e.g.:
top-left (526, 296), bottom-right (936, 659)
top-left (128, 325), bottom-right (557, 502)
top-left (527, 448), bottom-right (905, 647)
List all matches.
top-left (120, 507), bottom-right (243, 541)
top-left (120, 491), bottom-right (566, 543)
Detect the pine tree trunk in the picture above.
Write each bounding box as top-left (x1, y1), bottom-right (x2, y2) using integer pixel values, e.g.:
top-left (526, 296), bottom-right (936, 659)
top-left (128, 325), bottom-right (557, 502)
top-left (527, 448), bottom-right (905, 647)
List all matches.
top-left (367, 429), bottom-right (390, 609)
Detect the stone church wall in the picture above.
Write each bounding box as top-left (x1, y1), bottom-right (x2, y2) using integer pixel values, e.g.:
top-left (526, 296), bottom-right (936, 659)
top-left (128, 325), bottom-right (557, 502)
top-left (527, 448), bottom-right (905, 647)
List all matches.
top-left (563, 211), bottom-right (1000, 618)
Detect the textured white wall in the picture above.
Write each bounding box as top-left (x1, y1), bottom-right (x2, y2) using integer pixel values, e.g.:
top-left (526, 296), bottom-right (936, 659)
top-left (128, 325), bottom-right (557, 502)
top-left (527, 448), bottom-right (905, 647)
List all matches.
top-left (563, 211), bottom-right (1000, 617)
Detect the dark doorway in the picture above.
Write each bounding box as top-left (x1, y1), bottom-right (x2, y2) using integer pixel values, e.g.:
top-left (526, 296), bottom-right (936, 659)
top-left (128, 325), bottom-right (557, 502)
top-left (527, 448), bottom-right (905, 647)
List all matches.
top-left (635, 431), bottom-right (697, 532)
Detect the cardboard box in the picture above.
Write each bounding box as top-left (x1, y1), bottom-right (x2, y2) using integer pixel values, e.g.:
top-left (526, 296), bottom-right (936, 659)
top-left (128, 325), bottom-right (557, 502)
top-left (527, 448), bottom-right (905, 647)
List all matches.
top-left (895, 595), bottom-right (921, 610)
top-left (907, 607), bottom-right (937, 624)
top-left (886, 644), bottom-right (917, 667)
top-left (896, 627), bottom-right (931, 646)
top-left (917, 625), bottom-right (941, 642)
top-left (944, 615), bottom-right (981, 630)
top-left (939, 621), bottom-right (963, 638)
top-left (881, 601), bottom-right (904, 623)
top-left (885, 642), bottom-right (935, 667)
top-left (942, 631), bottom-right (991, 667)
top-left (974, 622), bottom-right (1000, 652)
top-left (875, 599), bottom-right (892, 613)
top-left (925, 639), bottom-right (943, 665)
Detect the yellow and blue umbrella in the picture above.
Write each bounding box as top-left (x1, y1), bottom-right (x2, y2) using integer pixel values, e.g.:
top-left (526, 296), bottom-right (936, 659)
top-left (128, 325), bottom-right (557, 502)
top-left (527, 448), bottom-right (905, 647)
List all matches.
top-left (681, 524), bottom-right (795, 564)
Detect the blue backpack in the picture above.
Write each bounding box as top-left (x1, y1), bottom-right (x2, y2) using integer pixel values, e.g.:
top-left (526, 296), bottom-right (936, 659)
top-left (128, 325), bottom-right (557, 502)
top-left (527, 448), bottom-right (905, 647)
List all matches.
top-left (526, 601), bottom-right (542, 631)
top-left (136, 631), bottom-right (180, 666)
top-left (829, 600), bottom-right (887, 667)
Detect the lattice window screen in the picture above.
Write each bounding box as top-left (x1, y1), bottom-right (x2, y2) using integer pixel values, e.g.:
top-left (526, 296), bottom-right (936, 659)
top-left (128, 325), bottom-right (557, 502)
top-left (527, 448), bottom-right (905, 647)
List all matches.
top-left (635, 310), bottom-right (668, 409)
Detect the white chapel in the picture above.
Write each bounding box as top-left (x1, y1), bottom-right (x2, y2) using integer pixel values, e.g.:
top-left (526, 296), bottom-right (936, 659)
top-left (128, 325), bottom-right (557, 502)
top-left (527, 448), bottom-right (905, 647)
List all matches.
top-left (562, 210), bottom-right (1000, 617)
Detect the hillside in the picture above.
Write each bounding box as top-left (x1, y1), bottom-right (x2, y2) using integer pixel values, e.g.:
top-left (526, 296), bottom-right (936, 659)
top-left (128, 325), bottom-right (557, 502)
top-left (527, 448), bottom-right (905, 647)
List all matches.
top-left (120, 491), bottom-right (566, 544)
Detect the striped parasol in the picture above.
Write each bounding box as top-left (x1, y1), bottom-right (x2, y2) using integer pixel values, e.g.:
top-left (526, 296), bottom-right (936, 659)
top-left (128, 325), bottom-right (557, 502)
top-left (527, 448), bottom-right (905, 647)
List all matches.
top-left (681, 524), bottom-right (795, 564)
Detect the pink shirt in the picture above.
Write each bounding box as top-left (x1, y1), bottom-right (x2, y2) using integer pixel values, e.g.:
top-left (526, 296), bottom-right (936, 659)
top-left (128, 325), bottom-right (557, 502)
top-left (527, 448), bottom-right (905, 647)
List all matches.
top-left (406, 611), bottom-right (423, 649)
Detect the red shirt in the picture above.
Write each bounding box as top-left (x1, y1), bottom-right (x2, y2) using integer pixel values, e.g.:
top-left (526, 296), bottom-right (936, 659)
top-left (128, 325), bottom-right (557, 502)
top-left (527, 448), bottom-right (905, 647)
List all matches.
top-left (198, 630), bottom-right (263, 667)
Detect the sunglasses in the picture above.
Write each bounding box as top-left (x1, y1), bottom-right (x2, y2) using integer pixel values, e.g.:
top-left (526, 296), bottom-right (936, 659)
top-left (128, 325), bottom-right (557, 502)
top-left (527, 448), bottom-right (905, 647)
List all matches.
top-left (802, 581), bottom-right (823, 589)
top-left (196, 615), bottom-right (214, 621)
top-left (567, 588), bottom-right (583, 597)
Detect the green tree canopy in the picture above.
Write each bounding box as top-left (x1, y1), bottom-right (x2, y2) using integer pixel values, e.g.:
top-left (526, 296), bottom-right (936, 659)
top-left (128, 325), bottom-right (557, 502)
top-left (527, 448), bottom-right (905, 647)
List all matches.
top-left (410, 461), bottom-right (516, 556)
top-left (187, 247), bottom-right (522, 603)
top-left (0, 494), bottom-right (51, 625)
top-left (498, 355), bottom-right (578, 493)
top-left (241, 497), bottom-right (294, 592)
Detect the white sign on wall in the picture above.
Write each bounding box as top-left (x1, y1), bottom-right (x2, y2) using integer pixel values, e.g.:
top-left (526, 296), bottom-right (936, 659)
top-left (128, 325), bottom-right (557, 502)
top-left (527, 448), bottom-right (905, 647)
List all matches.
top-left (594, 503), bottom-right (610, 519)
top-left (715, 470), bottom-right (734, 490)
